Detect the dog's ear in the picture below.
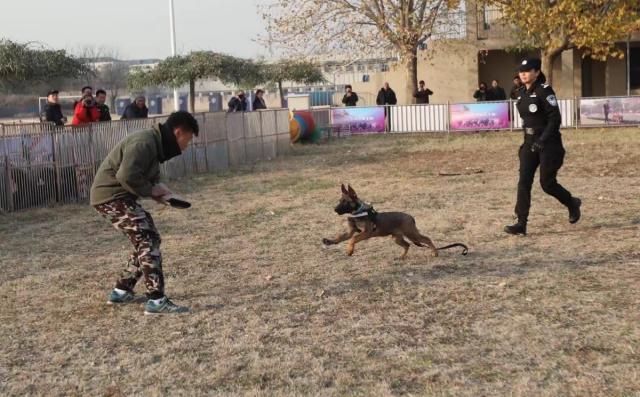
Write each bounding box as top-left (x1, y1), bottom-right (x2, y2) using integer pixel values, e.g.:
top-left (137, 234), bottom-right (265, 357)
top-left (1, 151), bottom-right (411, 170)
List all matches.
top-left (347, 185), bottom-right (358, 199)
top-left (341, 184), bottom-right (349, 195)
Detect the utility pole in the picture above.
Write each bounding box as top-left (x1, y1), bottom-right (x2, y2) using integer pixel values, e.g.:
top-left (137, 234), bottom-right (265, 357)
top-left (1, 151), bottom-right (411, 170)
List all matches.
top-left (169, 0), bottom-right (179, 111)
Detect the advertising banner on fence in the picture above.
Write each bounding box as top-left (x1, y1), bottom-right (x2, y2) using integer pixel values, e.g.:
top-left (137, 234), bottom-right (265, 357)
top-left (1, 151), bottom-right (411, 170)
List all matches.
top-left (579, 97), bottom-right (640, 126)
top-left (331, 106), bottom-right (386, 134)
top-left (449, 102), bottom-right (510, 131)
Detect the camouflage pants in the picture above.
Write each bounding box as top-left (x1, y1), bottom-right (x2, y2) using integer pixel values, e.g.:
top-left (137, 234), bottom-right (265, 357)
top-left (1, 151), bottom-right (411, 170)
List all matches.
top-left (94, 199), bottom-right (164, 299)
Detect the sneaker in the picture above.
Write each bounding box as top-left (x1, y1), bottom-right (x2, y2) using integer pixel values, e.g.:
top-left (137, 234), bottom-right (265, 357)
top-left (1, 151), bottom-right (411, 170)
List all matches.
top-left (144, 297), bottom-right (189, 315)
top-left (504, 221), bottom-right (527, 236)
top-left (107, 289), bottom-right (136, 305)
top-left (568, 197), bottom-right (582, 224)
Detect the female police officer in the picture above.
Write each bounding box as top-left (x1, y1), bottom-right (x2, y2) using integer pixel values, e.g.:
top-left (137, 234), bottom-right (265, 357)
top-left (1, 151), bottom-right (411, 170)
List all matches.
top-left (504, 58), bottom-right (581, 235)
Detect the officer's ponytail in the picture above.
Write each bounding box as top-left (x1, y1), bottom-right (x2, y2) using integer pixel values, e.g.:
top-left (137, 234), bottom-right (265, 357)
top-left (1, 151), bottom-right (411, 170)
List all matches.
top-left (537, 71), bottom-right (547, 84)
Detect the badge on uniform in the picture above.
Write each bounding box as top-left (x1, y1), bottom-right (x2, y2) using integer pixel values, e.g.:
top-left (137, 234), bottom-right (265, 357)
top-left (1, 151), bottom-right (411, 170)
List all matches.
top-left (529, 104), bottom-right (538, 113)
top-left (546, 95), bottom-right (558, 107)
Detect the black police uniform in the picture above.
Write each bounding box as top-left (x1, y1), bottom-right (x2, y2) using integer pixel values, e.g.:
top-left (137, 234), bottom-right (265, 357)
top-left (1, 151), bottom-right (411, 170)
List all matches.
top-left (505, 58), bottom-right (581, 235)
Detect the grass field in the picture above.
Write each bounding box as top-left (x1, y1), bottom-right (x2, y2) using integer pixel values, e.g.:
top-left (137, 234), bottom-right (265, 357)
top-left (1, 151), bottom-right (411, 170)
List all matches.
top-left (1, 128), bottom-right (640, 396)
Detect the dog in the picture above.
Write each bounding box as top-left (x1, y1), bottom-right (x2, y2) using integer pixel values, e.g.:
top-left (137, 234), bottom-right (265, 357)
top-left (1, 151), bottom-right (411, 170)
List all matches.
top-left (322, 184), bottom-right (468, 259)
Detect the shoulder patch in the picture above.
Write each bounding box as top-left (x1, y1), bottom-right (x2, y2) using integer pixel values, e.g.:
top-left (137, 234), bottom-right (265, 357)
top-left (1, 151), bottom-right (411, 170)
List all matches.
top-left (546, 95), bottom-right (558, 107)
top-left (542, 84), bottom-right (550, 88)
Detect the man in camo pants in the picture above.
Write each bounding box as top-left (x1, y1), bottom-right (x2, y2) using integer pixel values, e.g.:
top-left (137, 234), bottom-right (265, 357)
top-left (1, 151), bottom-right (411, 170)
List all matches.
top-left (91, 111), bottom-right (198, 315)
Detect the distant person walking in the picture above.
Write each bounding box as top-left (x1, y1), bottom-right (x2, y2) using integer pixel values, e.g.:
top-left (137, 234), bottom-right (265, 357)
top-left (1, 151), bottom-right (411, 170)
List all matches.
top-left (95, 89), bottom-right (112, 122)
top-left (253, 89), bottom-right (267, 110)
top-left (121, 96), bottom-right (149, 120)
top-left (473, 82), bottom-right (488, 102)
top-left (413, 80), bottom-right (434, 104)
top-left (487, 80), bottom-right (507, 101)
top-left (376, 82), bottom-right (397, 131)
top-left (510, 76), bottom-right (523, 100)
top-left (603, 101), bottom-right (610, 124)
top-left (72, 94), bottom-right (100, 125)
top-left (342, 85), bottom-right (359, 107)
top-left (228, 91), bottom-right (248, 112)
top-left (42, 90), bottom-right (67, 126)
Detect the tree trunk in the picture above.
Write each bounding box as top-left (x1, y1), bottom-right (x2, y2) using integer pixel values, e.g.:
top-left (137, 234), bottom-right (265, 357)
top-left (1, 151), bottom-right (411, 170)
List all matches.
top-left (278, 80), bottom-right (285, 108)
top-left (189, 78), bottom-right (196, 113)
top-left (541, 49), bottom-right (563, 86)
top-left (401, 50), bottom-right (418, 104)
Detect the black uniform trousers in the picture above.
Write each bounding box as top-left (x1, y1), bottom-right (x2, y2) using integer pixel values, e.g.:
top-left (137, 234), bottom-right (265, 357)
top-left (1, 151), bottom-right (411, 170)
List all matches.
top-left (515, 137), bottom-right (573, 221)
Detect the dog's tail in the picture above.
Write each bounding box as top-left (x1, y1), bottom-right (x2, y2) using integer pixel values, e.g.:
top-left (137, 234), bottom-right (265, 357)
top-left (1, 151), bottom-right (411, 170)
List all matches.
top-left (436, 243), bottom-right (468, 256)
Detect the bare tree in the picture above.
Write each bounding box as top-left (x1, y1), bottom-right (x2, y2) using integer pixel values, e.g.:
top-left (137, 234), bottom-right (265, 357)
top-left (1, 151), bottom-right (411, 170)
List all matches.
top-left (261, 0), bottom-right (462, 102)
top-left (74, 46), bottom-right (129, 109)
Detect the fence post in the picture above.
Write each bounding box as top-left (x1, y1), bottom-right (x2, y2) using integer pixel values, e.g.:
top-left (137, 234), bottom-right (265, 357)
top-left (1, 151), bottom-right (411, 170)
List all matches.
top-left (258, 111), bottom-right (265, 160)
top-left (509, 99), bottom-right (513, 132)
top-left (1, 124), bottom-right (13, 212)
top-left (202, 113), bottom-right (209, 173)
top-left (574, 96), bottom-right (579, 129)
top-left (446, 101), bottom-right (451, 140)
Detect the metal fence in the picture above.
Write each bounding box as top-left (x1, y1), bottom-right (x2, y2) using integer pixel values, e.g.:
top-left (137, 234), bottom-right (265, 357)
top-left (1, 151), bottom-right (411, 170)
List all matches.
top-left (0, 109), bottom-right (290, 213)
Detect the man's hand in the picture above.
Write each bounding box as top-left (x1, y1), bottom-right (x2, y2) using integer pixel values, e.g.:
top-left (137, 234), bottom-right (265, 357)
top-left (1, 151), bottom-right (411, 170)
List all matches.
top-left (151, 183), bottom-right (172, 202)
top-left (531, 140), bottom-right (544, 153)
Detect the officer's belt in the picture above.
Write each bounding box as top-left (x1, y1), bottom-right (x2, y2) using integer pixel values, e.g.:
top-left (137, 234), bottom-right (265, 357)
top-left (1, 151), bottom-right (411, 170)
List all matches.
top-left (524, 127), bottom-right (542, 135)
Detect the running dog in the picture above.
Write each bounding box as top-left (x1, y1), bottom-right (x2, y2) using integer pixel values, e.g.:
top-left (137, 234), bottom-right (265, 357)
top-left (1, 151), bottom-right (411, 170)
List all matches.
top-left (322, 184), bottom-right (468, 258)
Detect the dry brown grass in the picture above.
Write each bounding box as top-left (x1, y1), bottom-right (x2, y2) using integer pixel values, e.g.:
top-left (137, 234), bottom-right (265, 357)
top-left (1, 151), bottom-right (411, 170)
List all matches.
top-left (1, 127), bottom-right (640, 396)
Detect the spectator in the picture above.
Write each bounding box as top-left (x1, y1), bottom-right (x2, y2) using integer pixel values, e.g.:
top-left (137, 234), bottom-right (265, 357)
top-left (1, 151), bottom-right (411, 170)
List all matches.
top-left (42, 90), bottom-right (67, 126)
top-left (72, 94), bottom-right (100, 125)
top-left (228, 90), bottom-right (248, 112)
top-left (253, 89), bottom-right (267, 110)
top-left (487, 79), bottom-right (507, 101)
top-left (509, 75), bottom-right (523, 100)
top-left (95, 89), bottom-right (112, 121)
top-left (121, 96), bottom-right (149, 119)
top-left (473, 82), bottom-right (488, 102)
top-left (376, 82), bottom-right (397, 106)
top-left (342, 85), bottom-right (359, 107)
top-left (73, 86), bottom-right (93, 109)
top-left (413, 80), bottom-right (434, 104)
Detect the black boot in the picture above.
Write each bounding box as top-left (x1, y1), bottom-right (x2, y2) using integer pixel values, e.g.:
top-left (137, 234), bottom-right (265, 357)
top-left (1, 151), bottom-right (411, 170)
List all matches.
top-left (504, 220), bottom-right (527, 235)
top-left (568, 197), bottom-right (582, 224)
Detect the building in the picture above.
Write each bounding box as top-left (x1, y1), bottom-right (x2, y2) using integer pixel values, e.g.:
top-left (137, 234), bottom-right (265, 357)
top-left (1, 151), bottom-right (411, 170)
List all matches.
top-left (328, 1), bottom-right (640, 105)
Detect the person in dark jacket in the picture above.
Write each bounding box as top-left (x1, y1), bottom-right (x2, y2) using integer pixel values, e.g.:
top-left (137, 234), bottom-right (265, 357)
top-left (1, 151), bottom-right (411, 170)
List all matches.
top-left (376, 82), bottom-right (397, 106)
top-left (342, 85), bottom-right (359, 107)
top-left (91, 111), bottom-right (199, 314)
top-left (504, 58), bottom-right (581, 236)
top-left (413, 80), bottom-right (434, 104)
top-left (95, 89), bottom-right (112, 122)
top-left (487, 79), bottom-right (507, 101)
top-left (509, 76), bottom-right (523, 100)
top-left (228, 91), bottom-right (248, 112)
top-left (72, 94), bottom-right (100, 125)
top-left (42, 90), bottom-right (67, 126)
top-left (121, 96), bottom-right (149, 120)
top-left (473, 82), bottom-right (488, 102)
top-left (252, 89), bottom-right (267, 110)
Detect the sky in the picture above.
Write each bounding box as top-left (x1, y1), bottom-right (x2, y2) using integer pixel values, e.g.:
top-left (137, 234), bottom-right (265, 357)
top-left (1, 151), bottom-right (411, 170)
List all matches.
top-left (0, 0), bottom-right (269, 60)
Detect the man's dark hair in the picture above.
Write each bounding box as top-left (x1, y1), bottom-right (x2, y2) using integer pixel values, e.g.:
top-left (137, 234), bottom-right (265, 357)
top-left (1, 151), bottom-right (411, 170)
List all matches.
top-left (166, 111), bottom-right (199, 136)
top-left (345, 84), bottom-right (352, 89)
top-left (96, 89), bottom-right (107, 96)
top-left (255, 89), bottom-right (265, 94)
top-left (419, 80), bottom-right (425, 85)
top-left (81, 86), bottom-right (92, 93)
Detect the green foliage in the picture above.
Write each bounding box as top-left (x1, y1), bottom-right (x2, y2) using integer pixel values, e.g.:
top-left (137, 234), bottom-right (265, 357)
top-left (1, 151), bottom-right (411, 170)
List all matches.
top-left (263, 60), bottom-right (325, 85)
top-left (0, 39), bottom-right (88, 88)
